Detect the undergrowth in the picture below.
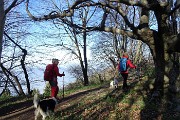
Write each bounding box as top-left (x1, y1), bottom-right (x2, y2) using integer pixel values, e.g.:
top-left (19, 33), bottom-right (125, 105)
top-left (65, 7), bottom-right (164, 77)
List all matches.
top-left (0, 79), bottom-right (180, 120)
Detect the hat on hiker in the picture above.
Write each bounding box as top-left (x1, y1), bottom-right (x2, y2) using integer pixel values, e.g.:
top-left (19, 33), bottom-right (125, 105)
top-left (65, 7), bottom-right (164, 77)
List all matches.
top-left (52, 58), bottom-right (59, 63)
top-left (122, 52), bottom-right (129, 58)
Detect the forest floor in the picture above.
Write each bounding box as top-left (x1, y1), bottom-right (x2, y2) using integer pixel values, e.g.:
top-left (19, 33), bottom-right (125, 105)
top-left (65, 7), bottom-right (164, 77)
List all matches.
top-left (0, 77), bottom-right (180, 120)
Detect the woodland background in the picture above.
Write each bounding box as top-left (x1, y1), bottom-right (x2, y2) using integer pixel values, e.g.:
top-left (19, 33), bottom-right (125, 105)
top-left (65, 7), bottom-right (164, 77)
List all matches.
top-left (0, 0), bottom-right (179, 111)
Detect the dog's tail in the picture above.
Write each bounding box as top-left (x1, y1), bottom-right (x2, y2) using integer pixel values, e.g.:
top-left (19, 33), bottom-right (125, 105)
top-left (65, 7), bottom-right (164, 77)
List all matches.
top-left (33, 93), bottom-right (40, 108)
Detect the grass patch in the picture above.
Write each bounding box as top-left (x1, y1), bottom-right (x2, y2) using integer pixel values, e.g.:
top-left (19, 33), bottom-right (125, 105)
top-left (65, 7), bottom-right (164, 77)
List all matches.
top-left (59, 83), bottom-right (102, 97)
top-left (0, 95), bottom-right (30, 108)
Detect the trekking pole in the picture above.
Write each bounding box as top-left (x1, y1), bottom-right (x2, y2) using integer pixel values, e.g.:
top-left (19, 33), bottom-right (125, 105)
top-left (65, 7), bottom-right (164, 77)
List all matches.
top-left (62, 72), bottom-right (64, 99)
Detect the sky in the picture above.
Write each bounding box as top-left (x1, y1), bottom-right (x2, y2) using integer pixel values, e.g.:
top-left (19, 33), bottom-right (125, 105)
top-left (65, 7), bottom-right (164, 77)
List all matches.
top-left (1, 0), bottom-right (94, 95)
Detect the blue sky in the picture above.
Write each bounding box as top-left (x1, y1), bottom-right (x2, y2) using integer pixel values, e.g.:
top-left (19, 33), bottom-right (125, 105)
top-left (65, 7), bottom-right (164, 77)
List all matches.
top-left (23, 0), bottom-right (95, 93)
top-left (1, 0), bottom-right (86, 94)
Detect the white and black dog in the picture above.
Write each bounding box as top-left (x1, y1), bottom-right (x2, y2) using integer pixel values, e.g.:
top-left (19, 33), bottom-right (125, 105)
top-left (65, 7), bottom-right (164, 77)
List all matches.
top-left (33, 94), bottom-right (58, 120)
top-left (110, 78), bottom-right (119, 89)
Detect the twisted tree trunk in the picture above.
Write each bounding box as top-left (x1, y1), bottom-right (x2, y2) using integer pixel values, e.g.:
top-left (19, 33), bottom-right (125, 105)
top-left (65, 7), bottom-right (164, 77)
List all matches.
top-left (0, 0), bottom-right (5, 63)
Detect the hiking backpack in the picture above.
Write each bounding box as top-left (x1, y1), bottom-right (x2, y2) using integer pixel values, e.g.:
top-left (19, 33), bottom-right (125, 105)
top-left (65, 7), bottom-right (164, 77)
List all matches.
top-left (119, 58), bottom-right (127, 72)
top-left (44, 64), bottom-right (54, 81)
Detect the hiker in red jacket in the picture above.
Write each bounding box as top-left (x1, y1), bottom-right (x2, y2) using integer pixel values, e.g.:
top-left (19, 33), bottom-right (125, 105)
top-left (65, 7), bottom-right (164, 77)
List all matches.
top-left (119, 53), bottom-right (136, 90)
top-left (49, 58), bottom-right (65, 99)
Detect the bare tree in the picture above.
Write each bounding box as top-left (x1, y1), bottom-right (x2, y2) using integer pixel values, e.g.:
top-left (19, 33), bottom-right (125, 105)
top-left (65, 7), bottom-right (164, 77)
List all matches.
top-left (61, 6), bottom-right (91, 86)
top-left (26, 0), bottom-right (180, 98)
top-left (30, 1), bottom-right (98, 86)
top-left (0, 0), bottom-right (25, 62)
top-left (0, 0), bottom-right (38, 96)
top-left (91, 32), bottom-right (119, 68)
top-left (0, 0), bottom-right (5, 63)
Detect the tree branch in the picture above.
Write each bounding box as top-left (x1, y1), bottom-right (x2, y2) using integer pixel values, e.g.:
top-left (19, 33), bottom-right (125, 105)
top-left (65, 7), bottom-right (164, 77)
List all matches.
top-left (26, 0), bottom-right (74, 21)
top-left (109, 0), bottom-right (149, 8)
top-left (5, 0), bottom-right (24, 15)
top-left (5, 0), bottom-right (18, 14)
top-left (4, 32), bottom-right (30, 95)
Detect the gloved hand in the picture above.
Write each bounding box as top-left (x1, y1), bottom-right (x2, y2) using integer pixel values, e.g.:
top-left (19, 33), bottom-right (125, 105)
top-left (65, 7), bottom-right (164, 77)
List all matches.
top-left (61, 72), bottom-right (65, 76)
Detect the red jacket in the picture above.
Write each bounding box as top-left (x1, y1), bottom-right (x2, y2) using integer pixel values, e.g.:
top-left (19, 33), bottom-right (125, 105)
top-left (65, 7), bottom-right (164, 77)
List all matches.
top-left (118, 56), bottom-right (136, 74)
top-left (52, 64), bottom-right (63, 79)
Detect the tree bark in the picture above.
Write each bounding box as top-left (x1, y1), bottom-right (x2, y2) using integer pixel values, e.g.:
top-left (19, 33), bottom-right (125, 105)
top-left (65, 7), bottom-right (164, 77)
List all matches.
top-left (134, 41), bottom-right (143, 64)
top-left (83, 29), bottom-right (89, 86)
top-left (21, 49), bottom-right (31, 95)
top-left (13, 76), bottom-right (25, 95)
top-left (151, 32), bottom-right (165, 95)
top-left (164, 52), bottom-right (180, 93)
top-left (0, 0), bottom-right (5, 63)
top-left (149, 32), bottom-right (180, 97)
top-left (0, 63), bottom-right (20, 95)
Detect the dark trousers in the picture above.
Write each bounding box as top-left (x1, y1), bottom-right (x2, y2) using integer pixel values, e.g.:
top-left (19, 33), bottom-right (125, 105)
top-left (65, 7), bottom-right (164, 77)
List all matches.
top-left (121, 73), bottom-right (128, 89)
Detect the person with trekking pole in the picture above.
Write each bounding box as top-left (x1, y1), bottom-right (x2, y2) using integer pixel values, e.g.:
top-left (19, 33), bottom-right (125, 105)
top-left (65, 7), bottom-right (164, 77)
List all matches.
top-left (44, 58), bottom-right (65, 101)
top-left (118, 53), bottom-right (136, 91)
top-left (62, 71), bottom-right (65, 98)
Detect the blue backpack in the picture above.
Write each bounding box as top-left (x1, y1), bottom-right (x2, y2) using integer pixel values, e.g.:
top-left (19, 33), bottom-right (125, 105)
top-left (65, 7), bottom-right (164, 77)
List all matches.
top-left (119, 58), bottom-right (127, 72)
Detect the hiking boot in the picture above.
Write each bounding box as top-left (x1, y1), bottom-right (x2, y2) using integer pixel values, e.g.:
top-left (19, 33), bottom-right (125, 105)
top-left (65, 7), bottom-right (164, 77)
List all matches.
top-left (122, 86), bottom-right (129, 92)
top-left (122, 85), bottom-right (128, 89)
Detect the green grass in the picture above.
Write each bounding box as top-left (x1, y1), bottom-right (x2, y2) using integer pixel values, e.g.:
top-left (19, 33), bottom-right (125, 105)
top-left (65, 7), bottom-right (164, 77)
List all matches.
top-left (58, 83), bottom-right (102, 97)
top-left (0, 95), bottom-right (29, 108)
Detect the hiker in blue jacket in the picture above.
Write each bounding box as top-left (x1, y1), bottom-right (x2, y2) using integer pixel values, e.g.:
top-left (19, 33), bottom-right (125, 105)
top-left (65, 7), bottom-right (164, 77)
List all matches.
top-left (118, 53), bottom-right (136, 90)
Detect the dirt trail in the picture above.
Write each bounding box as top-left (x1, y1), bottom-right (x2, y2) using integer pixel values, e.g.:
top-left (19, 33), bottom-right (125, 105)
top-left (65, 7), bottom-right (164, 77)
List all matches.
top-left (0, 85), bottom-right (110, 120)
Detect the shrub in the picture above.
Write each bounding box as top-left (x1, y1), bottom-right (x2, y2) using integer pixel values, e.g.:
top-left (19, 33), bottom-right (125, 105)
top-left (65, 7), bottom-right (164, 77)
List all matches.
top-left (32, 88), bottom-right (40, 95)
top-left (0, 89), bottom-right (11, 99)
top-left (143, 65), bottom-right (155, 78)
top-left (43, 82), bottom-right (51, 97)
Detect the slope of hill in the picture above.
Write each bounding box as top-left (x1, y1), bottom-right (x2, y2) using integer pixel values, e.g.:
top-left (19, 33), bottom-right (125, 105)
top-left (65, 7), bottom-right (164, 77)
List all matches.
top-left (0, 78), bottom-right (180, 120)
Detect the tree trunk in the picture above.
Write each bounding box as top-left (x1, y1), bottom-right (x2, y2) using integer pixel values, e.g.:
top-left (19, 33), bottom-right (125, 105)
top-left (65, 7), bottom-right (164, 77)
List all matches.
top-left (149, 32), bottom-right (180, 98)
top-left (98, 73), bottom-right (103, 83)
top-left (149, 31), bottom-right (165, 96)
top-left (113, 34), bottom-right (120, 58)
top-left (21, 49), bottom-right (31, 95)
top-left (134, 41), bottom-right (143, 64)
top-left (0, 0), bottom-right (5, 63)
top-left (153, 56), bottom-right (165, 96)
top-left (82, 27), bottom-right (89, 86)
top-left (122, 35), bottom-right (127, 52)
top-left (0, 63), bottom-right (20, 95)
top-left (13, 76), bottom-right (25, 95)
top-left (164, 52), bottom-right (180, 94)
